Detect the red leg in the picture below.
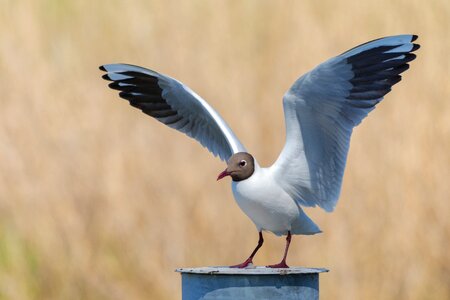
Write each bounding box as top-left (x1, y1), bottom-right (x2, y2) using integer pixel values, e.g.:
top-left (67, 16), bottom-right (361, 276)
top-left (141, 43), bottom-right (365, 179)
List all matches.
top-left (230, 231), bottom-right (264, 268)
top-left (267, 231), bottom-right (292, 268)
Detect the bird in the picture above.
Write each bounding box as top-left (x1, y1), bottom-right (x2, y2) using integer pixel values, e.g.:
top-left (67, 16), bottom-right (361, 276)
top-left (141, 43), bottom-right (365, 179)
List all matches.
top-left (100, 34), bottom-right (419, 268)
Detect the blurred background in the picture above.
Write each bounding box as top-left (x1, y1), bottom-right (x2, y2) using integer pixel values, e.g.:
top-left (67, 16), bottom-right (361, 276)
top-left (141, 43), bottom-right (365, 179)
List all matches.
top-left (0, 0), bottom-right (449, 299)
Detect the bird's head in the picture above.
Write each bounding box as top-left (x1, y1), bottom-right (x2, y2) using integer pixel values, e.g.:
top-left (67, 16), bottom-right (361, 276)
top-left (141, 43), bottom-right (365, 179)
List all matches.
top-left (217, 152), bottom-right (255, 182)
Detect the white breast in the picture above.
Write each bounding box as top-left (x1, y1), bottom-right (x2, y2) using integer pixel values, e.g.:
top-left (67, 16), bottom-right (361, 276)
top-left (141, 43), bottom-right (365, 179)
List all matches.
top-left (231, 167), bottom-right (301, 236)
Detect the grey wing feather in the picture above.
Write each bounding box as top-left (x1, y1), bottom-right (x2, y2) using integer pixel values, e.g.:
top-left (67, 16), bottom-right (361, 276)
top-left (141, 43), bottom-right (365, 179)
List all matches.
top-left (271, 35), bottom-right (419, 212)
top-left (100, 64), bottom-right (246, 161)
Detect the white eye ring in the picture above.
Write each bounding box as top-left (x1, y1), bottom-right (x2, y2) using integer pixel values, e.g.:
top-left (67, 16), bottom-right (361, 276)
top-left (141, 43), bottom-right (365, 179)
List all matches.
top-left (239, 160), bottom-right (247, 167)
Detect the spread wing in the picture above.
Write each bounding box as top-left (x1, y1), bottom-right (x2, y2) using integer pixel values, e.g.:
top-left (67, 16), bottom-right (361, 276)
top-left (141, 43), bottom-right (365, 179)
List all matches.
top-left (100, 64), bottom-right (246, 161)
top-left (271, 35), bottom-right (419, 212)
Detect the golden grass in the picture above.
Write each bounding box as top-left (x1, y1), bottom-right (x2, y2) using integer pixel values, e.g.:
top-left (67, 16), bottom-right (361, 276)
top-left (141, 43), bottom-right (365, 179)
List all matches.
top-left (0, 0), bottom-right (449, 299)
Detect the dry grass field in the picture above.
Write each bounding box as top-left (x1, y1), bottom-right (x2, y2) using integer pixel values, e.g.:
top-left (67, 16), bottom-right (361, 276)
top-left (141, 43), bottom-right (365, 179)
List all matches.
top-left (0, 0), bottom-right (449, 299)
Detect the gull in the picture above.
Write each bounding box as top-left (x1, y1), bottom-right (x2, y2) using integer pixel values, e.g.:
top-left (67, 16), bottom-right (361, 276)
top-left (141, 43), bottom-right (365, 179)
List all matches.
top-left (100, 34), bottom-right (419, 268)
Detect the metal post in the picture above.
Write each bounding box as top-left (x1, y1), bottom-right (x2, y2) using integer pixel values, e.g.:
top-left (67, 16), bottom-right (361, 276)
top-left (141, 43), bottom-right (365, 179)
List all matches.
top-left (176, 267), bottom-right (328, 300)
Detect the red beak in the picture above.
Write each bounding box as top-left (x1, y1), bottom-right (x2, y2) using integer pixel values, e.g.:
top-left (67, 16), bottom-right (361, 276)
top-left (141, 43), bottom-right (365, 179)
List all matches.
top-left (217, 169), bottom-right (230, 181)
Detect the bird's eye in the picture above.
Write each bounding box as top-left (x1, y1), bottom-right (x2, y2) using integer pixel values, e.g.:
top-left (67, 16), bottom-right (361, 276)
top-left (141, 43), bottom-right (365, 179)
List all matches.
top-left (239, 160), bottom-right (247, 167)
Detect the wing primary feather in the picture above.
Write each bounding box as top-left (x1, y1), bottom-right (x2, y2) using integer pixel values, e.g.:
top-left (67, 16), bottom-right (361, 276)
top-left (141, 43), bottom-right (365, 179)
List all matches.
top-left (118, 71), bottom-right (156, 80)
top-left (350, 82), bottom-right (392, 93)
top-left (348, 89), bottom-right (391, 100)
top-left (120, 92), bottom-right (166, 103)
top-left (144, 109), bottom-right (178, 118)
top-left (349, 52), bottom-right (404, 68)
top-left (352, 59), bottom-right (412, 75)
top-left (136, 102), bottom-right (172, 110)
top-left (159, 115), bottom-right (183, 125)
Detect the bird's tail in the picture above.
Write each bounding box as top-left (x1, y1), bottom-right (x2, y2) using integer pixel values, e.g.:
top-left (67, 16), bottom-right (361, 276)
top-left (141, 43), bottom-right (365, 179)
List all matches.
top-left (291, 208), bottom-right (322, 235)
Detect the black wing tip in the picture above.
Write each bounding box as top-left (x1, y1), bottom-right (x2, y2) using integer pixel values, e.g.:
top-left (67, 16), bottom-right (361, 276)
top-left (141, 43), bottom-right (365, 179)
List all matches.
top-left (101, 73), bottom-right (113, 81)
top-left (99, 65), bottom-right (107, 71)
top-left (108, 82), bottom-right (122, 90)
top-left (411, 34), bottom-right (419, 42)
top-left (411, 43), bottom-right (421, 52)
top-left (389, 75), bottom-right (402, 86)
top-left (404, 53), bottom-right (417, 62)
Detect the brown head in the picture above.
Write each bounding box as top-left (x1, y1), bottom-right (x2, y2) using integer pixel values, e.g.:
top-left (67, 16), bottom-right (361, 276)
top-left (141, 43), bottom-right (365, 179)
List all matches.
top-left (217, 152), bottom-right (255, 182)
